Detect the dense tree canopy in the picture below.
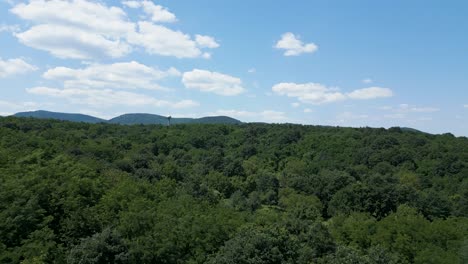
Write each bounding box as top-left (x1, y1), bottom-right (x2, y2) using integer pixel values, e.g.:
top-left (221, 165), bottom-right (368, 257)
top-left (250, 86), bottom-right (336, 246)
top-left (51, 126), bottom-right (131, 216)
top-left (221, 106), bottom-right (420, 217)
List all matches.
top-left (0, 117), bottom-right (467, 263)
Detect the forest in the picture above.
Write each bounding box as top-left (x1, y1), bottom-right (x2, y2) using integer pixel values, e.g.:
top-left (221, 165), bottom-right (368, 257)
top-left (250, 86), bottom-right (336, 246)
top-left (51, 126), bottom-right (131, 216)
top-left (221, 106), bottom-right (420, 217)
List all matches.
top-left (0, 116), bottom-right (467, 264)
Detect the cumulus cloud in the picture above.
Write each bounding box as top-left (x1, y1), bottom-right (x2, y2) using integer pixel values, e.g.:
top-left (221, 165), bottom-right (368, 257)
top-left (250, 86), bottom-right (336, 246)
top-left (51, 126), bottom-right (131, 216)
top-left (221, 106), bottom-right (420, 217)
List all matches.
top-left (0, 24), bottom-right (20, 33)
top-left (11, 0), bottom-right (134, 59)
top-left (43, 61), bottom-right (180, 91)
top-left (275, 32), bottom-right (318, 56)
top-left (26, 60), bottom-right (196, 110)
top-left (15, 24), bottom-right (132, 59)
top-left (182, 69), bottom-right (246, 96)
top-left (195, 35), bottom-right (219, 48)
top-left (123, 0), bottom-right (176, 23)
top-left (272, 82), bottom-right (393, 104)
top-left (11, 0), bottom-right (135, 37)
top-left (202, 52), bottom-right (212, 59)
top-left (272, 82), bottom-right (346, 104)
top-left (347, 87), bottom-right (393, 100)
top-left (10, 0), bottom-right (218, 59)
top-left (210, 109), bottom-right (287, 123)
top-left (121, 1), bottom-right (140, 8)
top-left (0, 57), bottom-right (37, 77)
top-left (26, 86), bottom-right (198, 109)
top-left (140, 1), bottom-right (176, 23)
top-left (128, 22), bottom-right (217, 58)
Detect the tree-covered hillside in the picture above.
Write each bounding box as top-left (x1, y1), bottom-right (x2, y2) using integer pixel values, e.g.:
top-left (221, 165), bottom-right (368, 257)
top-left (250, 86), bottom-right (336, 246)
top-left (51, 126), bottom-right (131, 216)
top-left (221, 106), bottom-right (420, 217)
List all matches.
top-left (14, 110), bottom-right (106, 124)
top-left (0, 117), bottom-right (467, 263)
top-left (13, 111), bottom-right (242, 125)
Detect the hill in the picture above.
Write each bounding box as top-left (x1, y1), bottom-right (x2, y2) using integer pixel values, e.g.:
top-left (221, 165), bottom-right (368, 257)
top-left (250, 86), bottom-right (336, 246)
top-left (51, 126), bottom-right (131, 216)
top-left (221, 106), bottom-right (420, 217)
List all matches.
top-left (14, 110), bottom-right (105, 123)
top-left (108, 113), bottom-right (241, 125)
top-left (192, 116), bottom-right (241, 124)
top-left (107, 113), bottom-right (170, 125)
top-left (13, 110), bottom-right (242, 125)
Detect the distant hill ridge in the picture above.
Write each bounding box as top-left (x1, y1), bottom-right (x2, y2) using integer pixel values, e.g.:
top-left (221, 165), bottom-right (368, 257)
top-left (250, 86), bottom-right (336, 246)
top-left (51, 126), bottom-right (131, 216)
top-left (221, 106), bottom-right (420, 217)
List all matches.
top-left (13, 110), bottom-right (242, 125)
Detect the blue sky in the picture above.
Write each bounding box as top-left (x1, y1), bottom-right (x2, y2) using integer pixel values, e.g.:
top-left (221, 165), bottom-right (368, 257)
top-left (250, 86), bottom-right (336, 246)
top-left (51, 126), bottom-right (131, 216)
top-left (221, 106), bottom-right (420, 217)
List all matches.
top-left (1, 0), bottom-right (467, 136)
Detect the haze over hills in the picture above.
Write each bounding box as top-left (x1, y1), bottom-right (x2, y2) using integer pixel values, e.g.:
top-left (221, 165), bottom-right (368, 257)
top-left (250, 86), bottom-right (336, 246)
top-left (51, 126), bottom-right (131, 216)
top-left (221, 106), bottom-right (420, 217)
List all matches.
top-left (13, 110), bottom-right (242, 125)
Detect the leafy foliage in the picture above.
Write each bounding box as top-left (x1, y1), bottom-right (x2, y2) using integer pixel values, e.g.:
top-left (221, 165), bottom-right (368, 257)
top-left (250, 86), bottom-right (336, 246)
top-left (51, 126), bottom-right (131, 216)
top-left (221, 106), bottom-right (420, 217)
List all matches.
top-left (0, 117), bottom-right (467, 263)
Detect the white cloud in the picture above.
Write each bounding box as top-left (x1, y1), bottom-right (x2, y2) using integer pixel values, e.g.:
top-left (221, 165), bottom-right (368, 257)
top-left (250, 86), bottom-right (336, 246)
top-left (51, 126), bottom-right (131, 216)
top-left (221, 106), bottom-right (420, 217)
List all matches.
top-left (195, 34), bottom-right (219, 48)
top-left (304, 108), bottom-right (312, 113)
top-left (210, 109), bottom-right (287, 123)
top-left (272, 82), bottom-right (346, 104)
top-left (0, 24), bottom-right (20, 33)
top-left (11, 0), bottom-right (218, 59)
top-left (11, 0), bottom-right (134, 37)
top-left (384, 104), bottom-right (440, 113)
top-left (362, 78), bottom-right (373, 84)
top-left (123, 0), bottom-right (176, 23)
top-left (141, 1), bottom-right (176, 23)
top-left (275, 32), bottom-right (318, 56)
top-left (381, 104), bottom-right (440, 120)
top-left (122, 1), bottom-right (140, 8)
top-left (15, 24), bottom-right (132, 59)
top-left (11, 0), bottom-right (134, 59)
top-left (25, 60), bottom-right (196, 110)
top-left (291, 102), bottom-right (300, 108)
top-left (347, 87), bottom-right (393, 100)
top-left (122, 0), bottom-right (177, 23)
top-left (0, 57), bottom-right (37, 77)
top-left (248, 68), bottom-right (256, 73)
top-left (272, 83), bottom-right (393, 104)
top-left (202, 52), bottom-right (212, 59)
top-left (182, 69), bottom-right (246, 96)
top-left (43, 61), bottom-right (180, 91)
top-left (128, 21), bottom-right (217, 58)
top-left (26, 86), bottom-right (198, 109)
